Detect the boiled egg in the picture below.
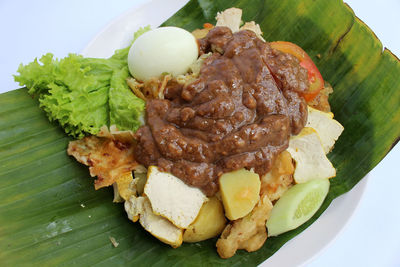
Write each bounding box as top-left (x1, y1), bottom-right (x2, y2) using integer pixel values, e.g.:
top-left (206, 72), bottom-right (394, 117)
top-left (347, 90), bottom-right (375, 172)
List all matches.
top-left (128, 27), bottom-right (199, 81)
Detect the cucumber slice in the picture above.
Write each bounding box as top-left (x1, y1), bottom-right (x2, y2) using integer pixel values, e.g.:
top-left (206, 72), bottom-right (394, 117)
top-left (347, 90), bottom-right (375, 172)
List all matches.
top-left (266, 179), bottom-right (330, 236)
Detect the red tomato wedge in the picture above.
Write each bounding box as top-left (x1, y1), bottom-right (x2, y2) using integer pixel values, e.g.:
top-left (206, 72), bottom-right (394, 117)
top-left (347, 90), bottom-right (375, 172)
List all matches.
top-left (269, 41), bottom-right (324, 101)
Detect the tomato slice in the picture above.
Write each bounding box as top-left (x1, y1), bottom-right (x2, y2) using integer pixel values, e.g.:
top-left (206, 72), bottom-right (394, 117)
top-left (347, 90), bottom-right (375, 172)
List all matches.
top-left (269, 41), bottom-right (324, 101)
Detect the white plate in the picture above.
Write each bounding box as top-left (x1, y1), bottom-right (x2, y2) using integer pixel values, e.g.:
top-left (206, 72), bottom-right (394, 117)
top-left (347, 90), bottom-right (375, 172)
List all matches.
top-left (82, 0), bottom-right (368, 266)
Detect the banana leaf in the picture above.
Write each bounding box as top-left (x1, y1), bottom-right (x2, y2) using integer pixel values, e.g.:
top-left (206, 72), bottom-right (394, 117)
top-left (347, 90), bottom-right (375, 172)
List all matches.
top-left (1, 0), bottom-right (399, 266)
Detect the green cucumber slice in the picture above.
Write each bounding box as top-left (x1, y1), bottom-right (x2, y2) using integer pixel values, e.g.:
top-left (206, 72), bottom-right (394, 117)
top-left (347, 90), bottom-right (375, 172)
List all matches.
top-left (266, 179), bottom-right (330, 236)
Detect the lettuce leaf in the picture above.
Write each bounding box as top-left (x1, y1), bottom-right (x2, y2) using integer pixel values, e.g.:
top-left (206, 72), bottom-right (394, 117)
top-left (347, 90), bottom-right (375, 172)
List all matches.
top-left (109, 66), bottom-right (145, 130)
top-left (14, 26), bottom-right (150, 138)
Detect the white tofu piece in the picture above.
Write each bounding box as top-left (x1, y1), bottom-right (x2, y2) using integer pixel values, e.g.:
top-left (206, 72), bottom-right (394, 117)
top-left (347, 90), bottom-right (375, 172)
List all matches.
top-left (144, 166), bottom-right (207, 229)
top-left (287, 127), bottom-right (336, 183)
top-left (215, 7), bottom-right (242, 33)
top-left (124, 196), bottom-right (183, 248)
top-left (139, 196), bottom-right (183, 248)
top-left (306, 106), bottom-right (344, 154)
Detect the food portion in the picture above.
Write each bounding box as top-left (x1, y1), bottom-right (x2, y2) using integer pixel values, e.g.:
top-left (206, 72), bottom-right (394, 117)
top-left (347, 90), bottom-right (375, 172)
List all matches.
top-left (16, 7), bottom-right (344, 260)
top-left (71, 8), bottom-right (343, 258)
top-left (133, 23), bottom-right (310, 196)
top-left (122, 8), bottom-right (341, 257)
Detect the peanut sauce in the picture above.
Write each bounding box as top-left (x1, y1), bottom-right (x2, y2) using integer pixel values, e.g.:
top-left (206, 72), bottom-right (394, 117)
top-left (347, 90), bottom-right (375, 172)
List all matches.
top-left (134, 27), bottom-right (308, 196)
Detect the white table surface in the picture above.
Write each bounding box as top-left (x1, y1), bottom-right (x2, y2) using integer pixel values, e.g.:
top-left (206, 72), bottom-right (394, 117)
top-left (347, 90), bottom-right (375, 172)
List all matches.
top-left (0, 0), bottom-right (399, 266)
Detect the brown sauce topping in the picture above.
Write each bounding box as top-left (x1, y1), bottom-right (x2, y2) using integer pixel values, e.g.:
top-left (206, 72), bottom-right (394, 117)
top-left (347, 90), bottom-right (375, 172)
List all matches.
top-left (134, 27), bottom-right (308, 196)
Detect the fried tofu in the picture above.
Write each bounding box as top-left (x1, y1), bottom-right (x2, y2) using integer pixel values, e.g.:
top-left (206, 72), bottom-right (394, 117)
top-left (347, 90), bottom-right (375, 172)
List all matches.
top-left (306, 106), bottom-right (344, 154)
top-left (125, 195), bottom-right (183, 247)
top-left (144, 166), bottom-right (207, 229)
top-left (287, 127), bottom-right (336, 183)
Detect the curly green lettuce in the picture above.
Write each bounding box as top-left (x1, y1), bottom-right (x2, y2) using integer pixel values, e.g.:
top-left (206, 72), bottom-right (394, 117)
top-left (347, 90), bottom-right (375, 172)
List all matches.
top-left (14, 26), bottom-right (151, 138)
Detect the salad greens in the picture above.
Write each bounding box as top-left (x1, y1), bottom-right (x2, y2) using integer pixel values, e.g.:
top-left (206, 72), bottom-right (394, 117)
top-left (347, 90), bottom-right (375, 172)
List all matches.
top-left (14, 26), bottom-right (151, 138)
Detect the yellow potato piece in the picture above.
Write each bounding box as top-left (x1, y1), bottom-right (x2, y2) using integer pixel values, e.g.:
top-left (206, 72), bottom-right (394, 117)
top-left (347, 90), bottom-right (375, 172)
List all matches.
top-left (219, 169), bottom-right (261, 220)
top-left (183, 196), bottom-right (227, 243)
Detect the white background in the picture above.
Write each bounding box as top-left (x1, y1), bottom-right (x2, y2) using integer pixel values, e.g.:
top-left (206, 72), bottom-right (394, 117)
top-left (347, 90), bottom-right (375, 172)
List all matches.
top-left (0, 0), bottom-right (399, 266)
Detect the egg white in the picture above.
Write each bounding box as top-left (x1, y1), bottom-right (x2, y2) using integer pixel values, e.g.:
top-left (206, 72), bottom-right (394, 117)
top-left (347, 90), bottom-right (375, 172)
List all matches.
top-left (128, 27), bottom-right (199, 81)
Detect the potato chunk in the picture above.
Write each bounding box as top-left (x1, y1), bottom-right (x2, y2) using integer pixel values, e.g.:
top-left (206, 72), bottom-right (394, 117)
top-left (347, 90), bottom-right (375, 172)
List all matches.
top-left (183, 197), bottom-right (227, 243)
top-left (219, 169), bottom-right (261, 220)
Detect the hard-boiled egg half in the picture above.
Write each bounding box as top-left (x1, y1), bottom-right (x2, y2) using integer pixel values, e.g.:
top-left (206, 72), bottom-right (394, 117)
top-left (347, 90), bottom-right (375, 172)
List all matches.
top-left (128, 27), bottom-right (199, 81)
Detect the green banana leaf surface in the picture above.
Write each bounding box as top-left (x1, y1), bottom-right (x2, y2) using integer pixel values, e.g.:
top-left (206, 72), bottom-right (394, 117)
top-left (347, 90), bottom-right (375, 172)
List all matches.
top-left (1, 0), bottom-right (399, 266)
